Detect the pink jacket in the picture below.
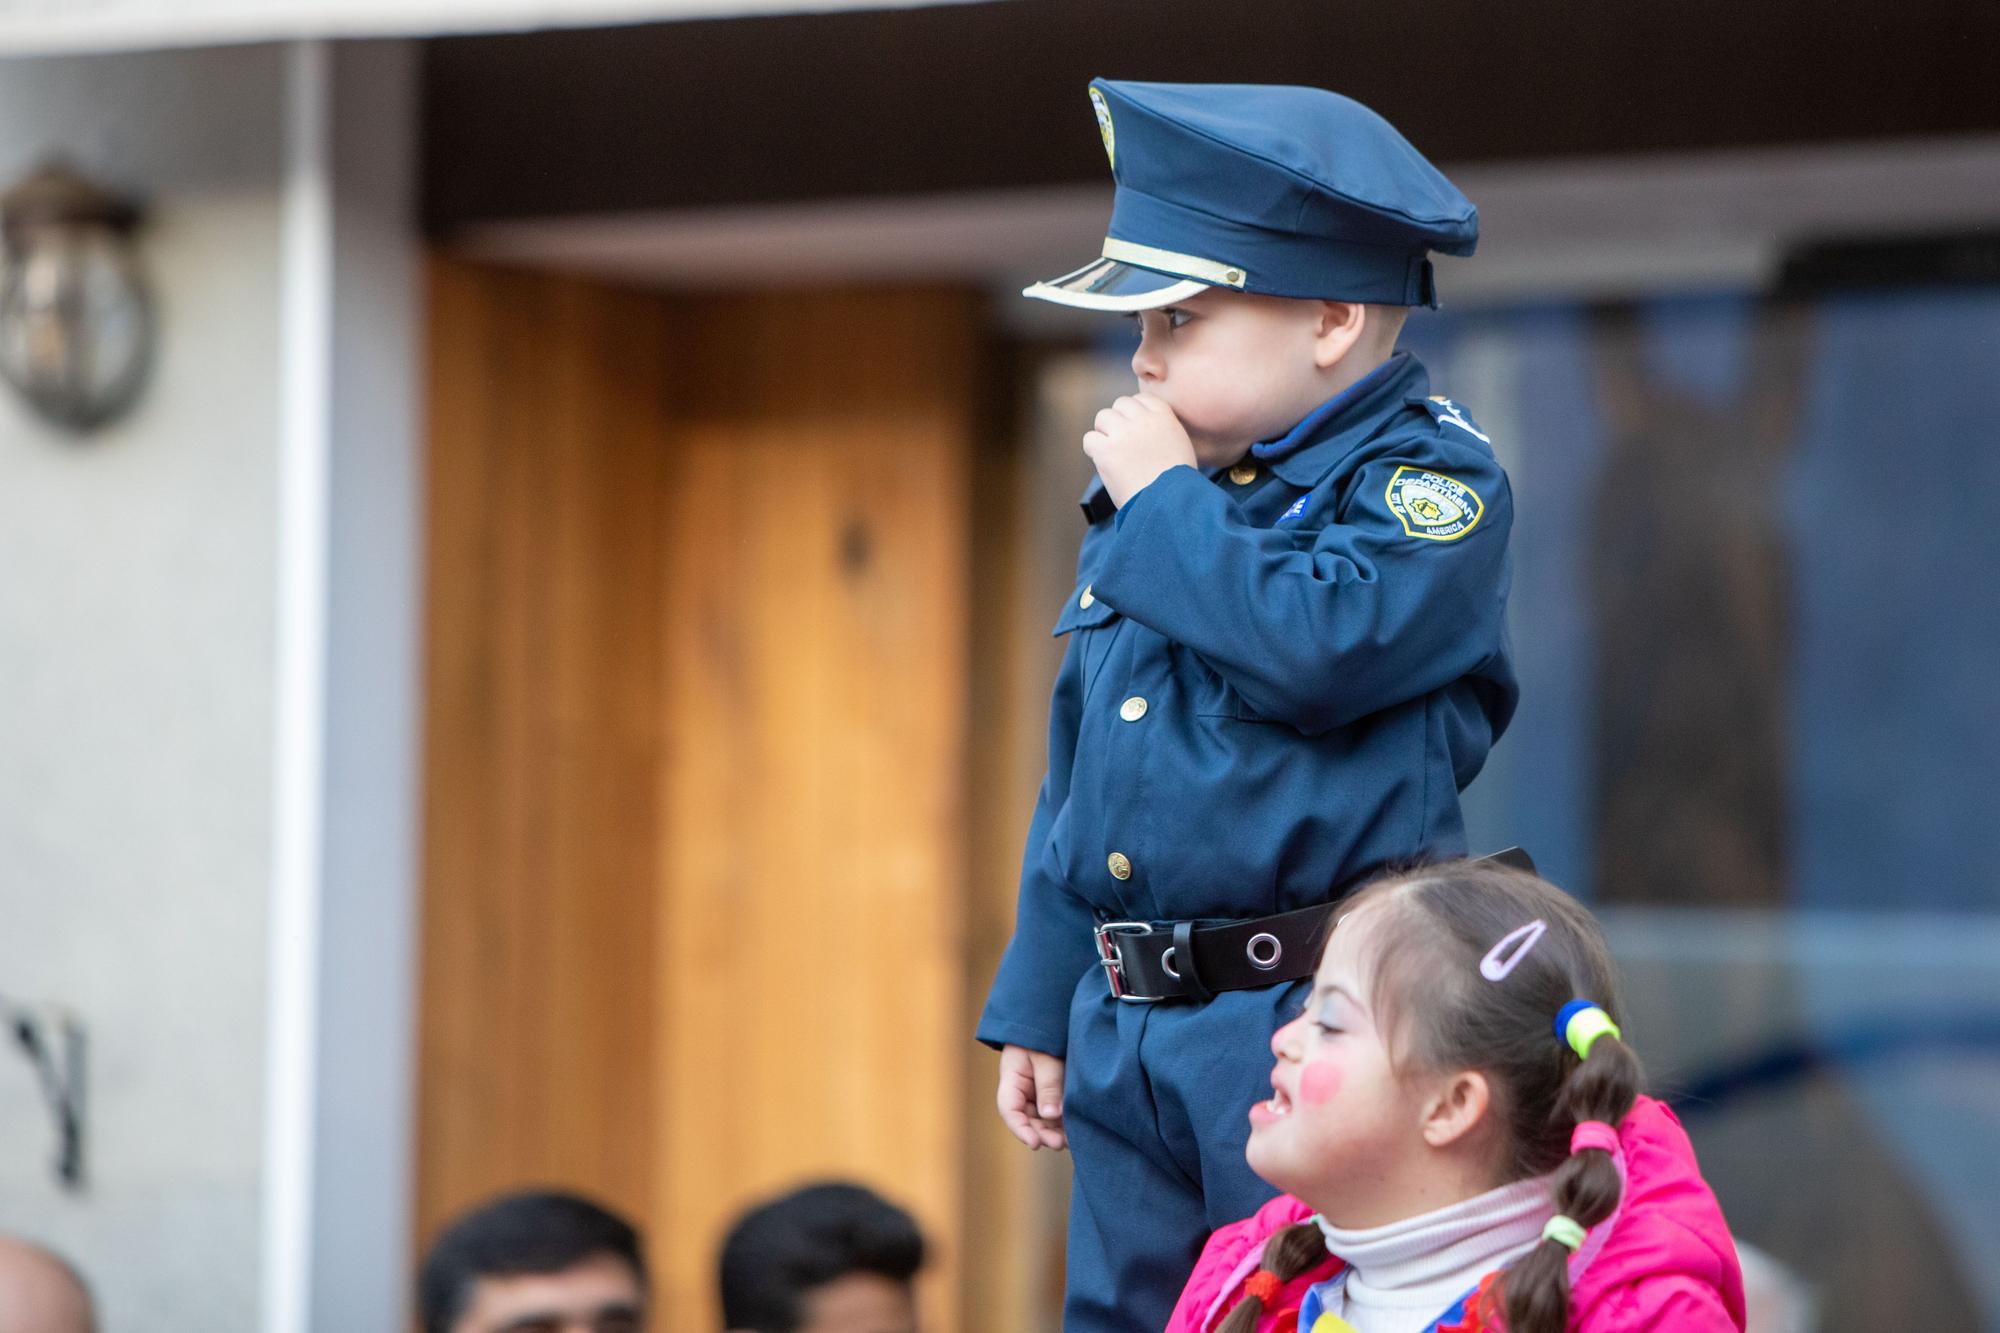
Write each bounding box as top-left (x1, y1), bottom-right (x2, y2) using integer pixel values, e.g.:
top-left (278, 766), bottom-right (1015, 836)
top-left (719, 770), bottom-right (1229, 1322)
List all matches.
top-left (1166, 1097), bottom-right (1746, 1333)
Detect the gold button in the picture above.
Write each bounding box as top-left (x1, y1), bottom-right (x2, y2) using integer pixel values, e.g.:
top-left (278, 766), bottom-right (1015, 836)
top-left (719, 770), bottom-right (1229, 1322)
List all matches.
top-left (1225, 269), bottom-right (1244, 285)
top-left (1079, 584), bottom-right (1095, 610)
top-left (1107, 851), bottom-right (1133, 881)
top-left (1228, 462), bottom-right (1258, 486)
top-left (1119, 696), bottom-right (1148, 722)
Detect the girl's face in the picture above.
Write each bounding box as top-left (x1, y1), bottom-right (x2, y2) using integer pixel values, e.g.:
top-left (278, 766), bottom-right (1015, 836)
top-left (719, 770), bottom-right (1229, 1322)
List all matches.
top-left (1245, 905), bottom-right (1436, 1226)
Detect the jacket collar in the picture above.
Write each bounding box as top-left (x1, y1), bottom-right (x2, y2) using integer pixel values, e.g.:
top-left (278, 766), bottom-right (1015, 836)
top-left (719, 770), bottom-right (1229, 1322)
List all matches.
top-left (1251, 351), bottom-right (1431, 487)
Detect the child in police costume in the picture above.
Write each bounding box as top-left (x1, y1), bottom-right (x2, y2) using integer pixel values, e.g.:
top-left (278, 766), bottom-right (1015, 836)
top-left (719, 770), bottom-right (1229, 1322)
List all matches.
top-left (977, 81), bottom-right (1519, 1331)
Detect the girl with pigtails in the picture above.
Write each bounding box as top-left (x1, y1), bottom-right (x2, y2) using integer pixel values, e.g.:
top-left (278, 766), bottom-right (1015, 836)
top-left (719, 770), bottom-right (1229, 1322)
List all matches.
top-left (1167, 860), bottom-right (1746, 1333)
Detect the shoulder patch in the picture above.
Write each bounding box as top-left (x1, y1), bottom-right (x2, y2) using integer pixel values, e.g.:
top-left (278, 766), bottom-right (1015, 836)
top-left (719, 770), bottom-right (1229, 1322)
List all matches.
top-left (1423, 394), bottom-right (1491, 444)
top-left (1385, 465), bottom-right (1484, 541)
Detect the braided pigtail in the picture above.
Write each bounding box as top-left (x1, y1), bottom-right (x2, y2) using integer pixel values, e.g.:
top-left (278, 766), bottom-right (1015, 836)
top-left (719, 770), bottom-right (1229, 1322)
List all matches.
top-left (1497, 1005), bottom-right (1642, 1333)
top-left (1214, 1222), bottom-right (1327, 1333)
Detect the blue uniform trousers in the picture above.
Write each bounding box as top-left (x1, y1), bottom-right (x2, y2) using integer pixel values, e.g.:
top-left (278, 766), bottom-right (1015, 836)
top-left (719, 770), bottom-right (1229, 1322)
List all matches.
top-left (1060, 974), bottom-right (1308, 1333)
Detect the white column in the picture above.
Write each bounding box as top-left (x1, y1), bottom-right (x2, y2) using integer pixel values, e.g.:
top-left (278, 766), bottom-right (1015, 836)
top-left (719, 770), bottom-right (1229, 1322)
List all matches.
top-left (262, 36), bottom-right (334, 1333)
top-left (263, 36), bottom-right (424, 1333)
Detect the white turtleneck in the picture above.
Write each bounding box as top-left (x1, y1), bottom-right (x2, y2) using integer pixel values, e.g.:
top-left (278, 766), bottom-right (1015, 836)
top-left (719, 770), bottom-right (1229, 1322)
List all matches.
top-left (1308, 1175), bottom-right (1556, 1333)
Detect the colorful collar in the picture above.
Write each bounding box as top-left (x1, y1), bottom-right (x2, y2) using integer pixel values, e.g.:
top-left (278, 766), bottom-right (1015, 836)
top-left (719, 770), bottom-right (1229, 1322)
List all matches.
top-left (1297, 1269), bottom-right (1485, 1333)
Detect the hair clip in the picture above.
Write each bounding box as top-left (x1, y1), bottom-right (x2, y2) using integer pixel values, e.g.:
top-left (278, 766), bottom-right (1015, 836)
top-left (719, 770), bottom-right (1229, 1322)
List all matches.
top-left (1555, 1000), bottom-right (1622, 1060)
top-left (1478, 919), bottom-right (1546, 981)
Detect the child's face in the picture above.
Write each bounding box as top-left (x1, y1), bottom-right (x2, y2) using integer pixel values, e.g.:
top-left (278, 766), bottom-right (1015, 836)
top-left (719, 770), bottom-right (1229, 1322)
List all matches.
top-left (1126, 289), bottom-right (1335, 466)
top-left (1246, 905), bottom-right (1433, 1226)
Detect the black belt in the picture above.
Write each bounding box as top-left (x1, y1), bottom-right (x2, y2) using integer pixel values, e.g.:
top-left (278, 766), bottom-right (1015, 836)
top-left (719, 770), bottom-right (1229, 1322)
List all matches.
top-left (1094, 904), bottom-right (1330, 1002)
top-left (1092, 847), bottom-right (1535, 1003)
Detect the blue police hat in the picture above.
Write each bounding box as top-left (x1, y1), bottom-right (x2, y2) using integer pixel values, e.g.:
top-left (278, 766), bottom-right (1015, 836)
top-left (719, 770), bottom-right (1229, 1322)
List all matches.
top-left (1025, 80), bottom-right (1477, 312)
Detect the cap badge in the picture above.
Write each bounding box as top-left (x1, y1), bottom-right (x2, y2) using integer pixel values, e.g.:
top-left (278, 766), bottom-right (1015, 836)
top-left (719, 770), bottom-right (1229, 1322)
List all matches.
top-left (1385, 465), bottom-right (1484, 542)
top-left (1090, 87), bottom-right (1116, 167)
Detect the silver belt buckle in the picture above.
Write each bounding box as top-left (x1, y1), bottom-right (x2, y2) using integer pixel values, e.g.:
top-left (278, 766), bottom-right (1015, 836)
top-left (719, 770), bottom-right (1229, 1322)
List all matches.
top-left (1093, 921), bottom-right (1162, 1003)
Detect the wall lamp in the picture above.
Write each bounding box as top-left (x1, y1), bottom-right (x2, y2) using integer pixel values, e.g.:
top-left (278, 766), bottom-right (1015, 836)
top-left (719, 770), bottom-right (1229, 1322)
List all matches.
top-left (0, 162), bottom-right (153, 434)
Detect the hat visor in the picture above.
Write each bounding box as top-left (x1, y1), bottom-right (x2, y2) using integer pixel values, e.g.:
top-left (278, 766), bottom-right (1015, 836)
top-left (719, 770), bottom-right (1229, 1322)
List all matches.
top-left (1022, 257), bottom-right (1211, 312)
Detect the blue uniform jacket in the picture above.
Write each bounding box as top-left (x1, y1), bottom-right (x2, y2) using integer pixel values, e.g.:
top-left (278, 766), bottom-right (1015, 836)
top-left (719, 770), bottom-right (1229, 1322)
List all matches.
top-left (977, 353), bottom-right (1518, 1057)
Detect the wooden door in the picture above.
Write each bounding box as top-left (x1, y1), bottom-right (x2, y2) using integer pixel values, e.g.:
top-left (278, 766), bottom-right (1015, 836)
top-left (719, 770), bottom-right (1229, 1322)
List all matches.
top-left (417, 260), bottom-right (671, 1237)
top-left (417, 259), bottom-right (983, 1328)
top-left (649, 288), bottom-right (975, 1324)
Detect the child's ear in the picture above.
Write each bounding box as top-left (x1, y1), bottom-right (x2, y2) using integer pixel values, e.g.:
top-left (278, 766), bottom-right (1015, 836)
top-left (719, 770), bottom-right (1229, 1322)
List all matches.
top-left (1418, 1070), bottom-right (1491, 1148)
top-left (1311, 301), bottom-right (1368, 369)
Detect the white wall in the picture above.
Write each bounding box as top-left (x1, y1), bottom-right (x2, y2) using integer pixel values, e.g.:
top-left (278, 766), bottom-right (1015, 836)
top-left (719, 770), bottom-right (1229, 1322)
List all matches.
top-left (0, 38), bottom-right (424, 1332)
top-left (0, 41), bottom-right (286, 1330)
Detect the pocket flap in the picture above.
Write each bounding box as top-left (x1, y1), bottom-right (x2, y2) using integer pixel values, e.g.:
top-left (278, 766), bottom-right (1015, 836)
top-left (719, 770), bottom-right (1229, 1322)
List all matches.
top-left (1052, 584), bottom-right (1119, 637)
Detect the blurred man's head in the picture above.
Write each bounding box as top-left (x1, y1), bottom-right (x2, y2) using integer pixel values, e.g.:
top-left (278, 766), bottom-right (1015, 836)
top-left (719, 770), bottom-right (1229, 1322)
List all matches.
top-left (718, 1182), bottom-right (924, 1333)
top-left (418, 1189), bottom-right (646, 1333)
top-left (0, 1236), bottom-right (94, 1333)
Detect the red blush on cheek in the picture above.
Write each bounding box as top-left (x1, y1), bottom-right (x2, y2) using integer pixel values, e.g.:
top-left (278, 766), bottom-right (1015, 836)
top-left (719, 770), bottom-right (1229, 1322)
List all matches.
top-left (1299, 1059), bottom-right (1344, 1105)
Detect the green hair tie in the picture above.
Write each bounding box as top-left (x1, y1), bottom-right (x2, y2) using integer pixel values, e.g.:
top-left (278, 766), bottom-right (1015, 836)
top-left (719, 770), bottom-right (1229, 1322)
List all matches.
top-left (1542, 1215), bottom-right (1587, 1251)
top-left (1555, 999), bottom-right (1623, 1061)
